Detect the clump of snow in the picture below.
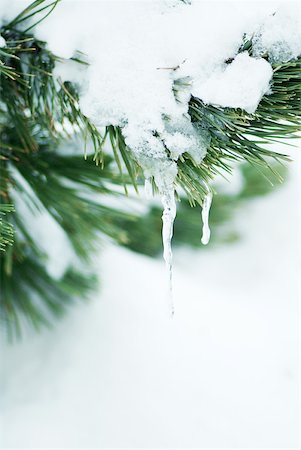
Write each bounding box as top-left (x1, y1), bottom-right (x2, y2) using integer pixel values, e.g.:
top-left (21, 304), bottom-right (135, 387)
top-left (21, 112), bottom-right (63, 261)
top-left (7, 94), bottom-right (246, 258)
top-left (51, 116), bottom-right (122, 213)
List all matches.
top-left (53, 58), bottom-right (87, 89)
top-left (193, 52), bottom-right (273, 114)
top-left (26, 0), bottom-right (300, 188)
top-left (0, 34), bottom-right (5, 47)
top-left (2, 2), bottom-right (300, 165)
top-left (253, 4), bottom-right (301, 63)
top-left (31, 1), bottom-right (287, 186)
top-left (162, 116), bottom-right (209, 163)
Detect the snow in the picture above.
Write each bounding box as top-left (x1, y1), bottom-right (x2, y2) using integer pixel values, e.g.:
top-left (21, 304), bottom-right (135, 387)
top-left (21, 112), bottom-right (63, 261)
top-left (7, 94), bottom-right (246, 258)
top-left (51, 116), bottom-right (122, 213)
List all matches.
top-left (0, 1), bottom-right (30, 28)
top-left (29, 0), bottom-right (300, 182)
top-left (253, 3), bottom-right (301, 63)
top-left (0, 146), bottom-right (299, 449)
top-left (1, 2), bottom-right (300, 173)
top-left (193, 52), bottom-right (273, 113)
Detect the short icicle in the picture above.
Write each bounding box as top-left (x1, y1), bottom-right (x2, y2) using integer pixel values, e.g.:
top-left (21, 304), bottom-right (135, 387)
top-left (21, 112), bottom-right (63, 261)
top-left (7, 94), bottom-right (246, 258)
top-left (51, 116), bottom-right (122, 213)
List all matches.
top-left (201, 184), bottom-right (213, 245)
top-left (161, 188), bottom-right (177, 317)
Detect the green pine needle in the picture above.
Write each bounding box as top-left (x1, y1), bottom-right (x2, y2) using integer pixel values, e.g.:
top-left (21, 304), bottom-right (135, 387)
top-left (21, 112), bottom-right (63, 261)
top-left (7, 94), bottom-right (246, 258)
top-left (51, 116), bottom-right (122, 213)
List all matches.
top-left (0, 204), bottom-right (14, 251)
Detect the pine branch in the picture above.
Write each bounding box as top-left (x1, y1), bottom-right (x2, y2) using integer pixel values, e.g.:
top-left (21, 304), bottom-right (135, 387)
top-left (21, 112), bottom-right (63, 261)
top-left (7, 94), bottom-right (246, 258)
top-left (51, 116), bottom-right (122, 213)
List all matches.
top-left (0, 252), bottom-right (97, 340)
top-left (2, 0), bottom-right (299, 206)
top-left (0, 138), bottom-right (139, 338)
top-left (0, 1), bottom-right (300, 337)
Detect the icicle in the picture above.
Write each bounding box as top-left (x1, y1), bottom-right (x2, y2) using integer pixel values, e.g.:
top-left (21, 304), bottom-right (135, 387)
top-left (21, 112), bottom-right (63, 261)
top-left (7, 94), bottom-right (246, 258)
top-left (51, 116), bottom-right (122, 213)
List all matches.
top-left (201, 186), bottom-right (213, 245)
top-left (161, 188), bottom-right (177, 317)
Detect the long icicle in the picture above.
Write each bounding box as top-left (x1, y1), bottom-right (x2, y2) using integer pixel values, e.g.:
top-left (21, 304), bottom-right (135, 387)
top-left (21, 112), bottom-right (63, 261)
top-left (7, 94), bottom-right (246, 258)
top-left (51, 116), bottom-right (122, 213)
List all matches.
top-left (201, 183), bottom-right (213, 245)
top-left (161, 188), bottom-right (177, 317)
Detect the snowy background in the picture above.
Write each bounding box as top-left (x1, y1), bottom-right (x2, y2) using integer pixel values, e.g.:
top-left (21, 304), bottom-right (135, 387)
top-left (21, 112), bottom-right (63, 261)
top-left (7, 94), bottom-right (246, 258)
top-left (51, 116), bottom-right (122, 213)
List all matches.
top-left (0, 0), bottom-right (300, 448)
top-left (0, 145), bottom-right (299, 449)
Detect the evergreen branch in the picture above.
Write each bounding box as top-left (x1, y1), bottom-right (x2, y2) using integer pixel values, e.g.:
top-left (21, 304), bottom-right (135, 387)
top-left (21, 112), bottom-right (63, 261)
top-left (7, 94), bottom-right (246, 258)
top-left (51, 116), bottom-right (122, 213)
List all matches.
top-left (1, 140), bottom-right (138, 337)
top-left (0, 0), bottom-right (300, 337)
top-left (0, 253), bottom-right (96, 340)
top-left (3, 0), bottom-right (299, 209)
top-left (9, 147), bottom-right (136, 259)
